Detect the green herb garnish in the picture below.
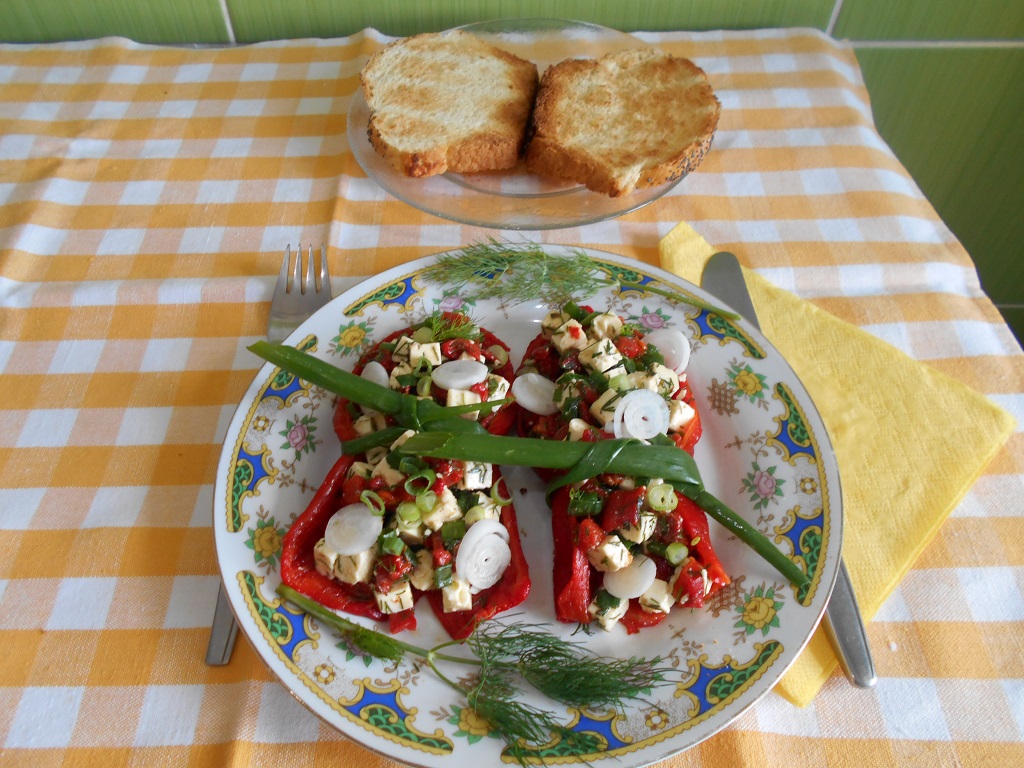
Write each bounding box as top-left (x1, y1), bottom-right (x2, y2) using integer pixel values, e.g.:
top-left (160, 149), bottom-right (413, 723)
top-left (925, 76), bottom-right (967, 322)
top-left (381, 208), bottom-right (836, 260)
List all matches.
top-left (277, 585), bottom-right (666, 762)
top-left (419, 237), bottom-right (741, 319)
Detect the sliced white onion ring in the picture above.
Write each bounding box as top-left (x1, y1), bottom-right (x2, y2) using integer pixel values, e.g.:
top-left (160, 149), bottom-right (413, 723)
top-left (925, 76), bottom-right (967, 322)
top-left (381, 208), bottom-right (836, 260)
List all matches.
top-left (324, 503), bottom-right (383, 555)
top-left (456, 518), bottom-right (511, 590)
top-left (432, 360), bottom-right (488, 391)
top-left (603, 554), bottom-right (657, 599)
top-left (511, 373), bottom-right (559, 415)
top-left (360, 360), bottom-right (390, 389)
top-left (643, 328), bottom-right (691, 374)
top-left (612, 389), bottom-right (670, 440)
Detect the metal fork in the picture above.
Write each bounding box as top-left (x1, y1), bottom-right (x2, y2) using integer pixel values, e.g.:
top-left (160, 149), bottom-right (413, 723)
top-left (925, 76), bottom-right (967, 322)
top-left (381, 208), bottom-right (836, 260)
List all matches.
top-left (205, 244), bottom-right (333, 666)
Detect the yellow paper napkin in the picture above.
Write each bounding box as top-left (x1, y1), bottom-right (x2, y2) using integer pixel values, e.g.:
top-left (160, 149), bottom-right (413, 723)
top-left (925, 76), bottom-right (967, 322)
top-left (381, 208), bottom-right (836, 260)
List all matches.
top-left (658, 221), bottom-right (1016, 706)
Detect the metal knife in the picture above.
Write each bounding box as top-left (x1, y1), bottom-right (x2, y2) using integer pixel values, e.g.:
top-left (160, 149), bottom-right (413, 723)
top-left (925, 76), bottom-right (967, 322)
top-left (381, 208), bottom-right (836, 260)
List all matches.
top-left (701, 251), bottom-right (877, 688)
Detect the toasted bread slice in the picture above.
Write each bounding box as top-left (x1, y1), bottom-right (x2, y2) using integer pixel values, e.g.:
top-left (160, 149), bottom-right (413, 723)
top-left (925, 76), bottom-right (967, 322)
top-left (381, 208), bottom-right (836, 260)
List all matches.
top-left (525, 49), bottom-right (720, 197)
top-left (360, 30), bottom-right (539, 178)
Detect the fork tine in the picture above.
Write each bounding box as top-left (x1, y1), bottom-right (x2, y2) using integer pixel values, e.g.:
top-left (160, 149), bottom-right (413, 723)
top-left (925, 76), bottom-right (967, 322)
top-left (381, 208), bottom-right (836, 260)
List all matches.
top-left (276, 244), bottom-right (293, 296)
top-left (318, 244), bottom-right (330, 295)
top-left (291, 243), bottom-right (303, 294)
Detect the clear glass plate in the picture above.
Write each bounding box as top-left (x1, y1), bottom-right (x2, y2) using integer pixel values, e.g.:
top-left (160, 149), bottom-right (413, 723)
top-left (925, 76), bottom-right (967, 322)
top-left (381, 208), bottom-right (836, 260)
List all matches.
top-left (347, 19), bottom-right (687, 230)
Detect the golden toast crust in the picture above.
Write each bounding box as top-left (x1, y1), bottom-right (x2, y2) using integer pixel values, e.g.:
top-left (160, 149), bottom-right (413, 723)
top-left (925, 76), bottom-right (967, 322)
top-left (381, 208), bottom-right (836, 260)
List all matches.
top-left (525, 49), bottom-right (720, 197)
top-left (360, 31), bottom-right (539, 178)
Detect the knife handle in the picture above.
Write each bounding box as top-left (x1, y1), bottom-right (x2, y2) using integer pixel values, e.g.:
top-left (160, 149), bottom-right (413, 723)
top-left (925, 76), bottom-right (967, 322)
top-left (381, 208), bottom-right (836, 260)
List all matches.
top-left (822, 561), bottom-right (877, 688)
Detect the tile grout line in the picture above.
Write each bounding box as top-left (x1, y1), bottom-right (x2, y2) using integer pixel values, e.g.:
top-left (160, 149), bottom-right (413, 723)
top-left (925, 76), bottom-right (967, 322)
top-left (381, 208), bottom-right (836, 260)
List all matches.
top-left (849, 39), bottom-right (1024, 48)
top-left (218, 0), bottom-right (237, 45)
top-left (826, 0), bottom-right (845, 37)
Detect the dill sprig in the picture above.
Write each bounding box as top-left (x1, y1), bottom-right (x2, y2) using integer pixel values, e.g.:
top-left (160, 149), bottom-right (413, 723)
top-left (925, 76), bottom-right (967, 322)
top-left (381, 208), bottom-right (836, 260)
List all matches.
top-left (277, 585), bottom-right (667, 762)
top-left (420, 237), bottom-right (740, 319)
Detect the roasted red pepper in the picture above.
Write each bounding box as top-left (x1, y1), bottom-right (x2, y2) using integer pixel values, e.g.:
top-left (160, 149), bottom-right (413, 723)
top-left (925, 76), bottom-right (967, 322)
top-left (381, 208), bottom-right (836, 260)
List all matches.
top-left (283, 400), bottom-right (530, 639)
top-left (551, 487), bottom-right (594, 624)
top-left (425, 474), bottom-right (531, 640)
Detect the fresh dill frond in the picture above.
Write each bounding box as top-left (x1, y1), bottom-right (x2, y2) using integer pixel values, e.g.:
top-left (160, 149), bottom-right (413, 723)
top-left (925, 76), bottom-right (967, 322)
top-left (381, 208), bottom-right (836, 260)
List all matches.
top-left (422, 309), bottom-right (481, 342)
top-left (468, 621), bottom-right (669, 708)
top-left (420, 237), bottom-right (741, 318)
top-left (421, 238), bottom-right (613, 307)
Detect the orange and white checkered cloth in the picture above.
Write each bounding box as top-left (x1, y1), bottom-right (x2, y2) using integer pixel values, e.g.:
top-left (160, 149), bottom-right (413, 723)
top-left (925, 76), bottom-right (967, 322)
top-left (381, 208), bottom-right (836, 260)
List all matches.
top-left (1, 27), bottom-right (1021, 767)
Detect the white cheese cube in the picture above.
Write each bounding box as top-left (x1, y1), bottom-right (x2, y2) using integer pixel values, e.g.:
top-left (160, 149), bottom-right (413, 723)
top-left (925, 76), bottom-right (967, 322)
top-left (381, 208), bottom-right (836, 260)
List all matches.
top-left (486, 374), bottom-right (510, 401)
top-left (352, 412), bottom-right (387, 437)
top-left (639, 578), bottom-right (675, 614)
top-left (313, 538), bottom-right (337, 577)
top-left (589, 388), bottom-right (621, 428)
top-left (458, 461), bottom-right (493, 491)
top-left (579, 338), bottom-right (621, 372)
top-left (641, 364), bottom-right (679, 397)
top-left (392, 335), bottom-right (415, 361)
top-left (567, 418), bottom-right (591, 441)
top-left (395, 517), bottom-right (427, 545)
top-left (551, 319), bottom-right (588, 354)
top-left (388, 361), bottom-right (414, 390)
top-left (541, 309), bottom-right (571, 337)
top-left (421, 487), bottom-right (462, 531)
top-left (442, 575), bottom-right (473, 612)
top-left (389, 429), bottom-right (417, 450)
top-left (447, 388), bottom-right (482, 420)
top-left (408, 340), bottom-right (443, 367)
top-left (409, 549), bottom-right (435, 591)
top-left (590, 312), bottom-right (624, 341)
top-left (371, 457), bottom-right (405, 486)
top-left (374, 579), bottom-right (415, 613)
top-left (366, 445), bottom-right (388, 465)
top-left (619, 512), bottom-right (658, 544)
top-left (334, 546), bottom-right (377, 585)
top-left (347, 461), bottom-right (373, 479)
top-left (587, 593), bottom-right (628, 630)
top-left (465, 492), bottom-right (502, 525)
top-left (587, 535), bottom-right (633, 572)
top-left (667, 398), bottom-right (696, 432)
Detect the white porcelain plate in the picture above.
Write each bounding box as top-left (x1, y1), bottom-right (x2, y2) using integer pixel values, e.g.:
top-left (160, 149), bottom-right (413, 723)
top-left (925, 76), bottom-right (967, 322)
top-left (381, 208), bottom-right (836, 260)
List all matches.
top-left (214, 246), bottom-right (842, 765)
top-left (347, 19), bottom-right (692, 230)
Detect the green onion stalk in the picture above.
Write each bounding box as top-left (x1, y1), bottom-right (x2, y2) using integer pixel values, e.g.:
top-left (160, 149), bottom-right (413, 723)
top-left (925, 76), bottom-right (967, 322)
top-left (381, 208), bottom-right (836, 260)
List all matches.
top-left (250, 341), bottom-right (810, 589)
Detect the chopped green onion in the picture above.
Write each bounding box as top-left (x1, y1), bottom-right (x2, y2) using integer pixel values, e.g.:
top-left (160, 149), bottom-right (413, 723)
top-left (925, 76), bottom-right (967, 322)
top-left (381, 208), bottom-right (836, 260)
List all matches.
top-left (404, 469), bottom-right (437, 496)
top-left (412, 326), bottom-right (434, 343)
top-left (412, 356), bottom-right (432, 375)
top-left (464, 505), bottom-right (488, 526)
top-left (416, 375), bottom-right (433, 397)
top-left (379, 530), bottom-right (405, 555)
top-left (568, 490), bottom-right (603, 517)
top-left (487, 344), bottom-right (508, 366)
top-left (665, 541), bottom-right (689, 565)
top-left (434, 563), bottom-right (453, 589)
top-left (396, 502), bottom-right (421, 524)
top-left (441, 519), bottom-right (467, 548)
top-left (360, 490), bottom-right (386, 516)
top-left (416, 490), bottom-right (437, 513)
top-left (647, 483), bottom-right (678, 512)
top-left (490, 482), bottom-right (512, 507)
top-left (608, 374), bottom-right (631, 391)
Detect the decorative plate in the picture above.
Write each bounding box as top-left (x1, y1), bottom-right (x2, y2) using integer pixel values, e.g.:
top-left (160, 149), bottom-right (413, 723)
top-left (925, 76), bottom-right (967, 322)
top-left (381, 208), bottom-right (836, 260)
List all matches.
top-left (347, 19), bottom-right (689, 230)
top-left (214, 246), bottom-right (842, 766)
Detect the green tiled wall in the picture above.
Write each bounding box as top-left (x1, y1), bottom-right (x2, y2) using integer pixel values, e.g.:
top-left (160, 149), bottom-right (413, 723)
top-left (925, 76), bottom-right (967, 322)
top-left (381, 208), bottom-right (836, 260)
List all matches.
top-left (2, 0), bottom-right (231, 45)
top-left (223, 0), bottom-right (832, 41)
top-left (1, 0), bottom-right (1022, 341)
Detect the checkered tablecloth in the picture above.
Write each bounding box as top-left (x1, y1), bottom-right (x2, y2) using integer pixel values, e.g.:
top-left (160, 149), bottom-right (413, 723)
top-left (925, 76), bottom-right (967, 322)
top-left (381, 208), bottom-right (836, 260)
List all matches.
top-left (1, 27), bottom-right (1021, 767)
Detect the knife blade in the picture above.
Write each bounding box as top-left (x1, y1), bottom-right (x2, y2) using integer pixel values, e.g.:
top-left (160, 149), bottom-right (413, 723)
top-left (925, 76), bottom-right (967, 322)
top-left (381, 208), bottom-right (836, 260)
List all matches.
top-left (701, 251), bottom-right (877, 689)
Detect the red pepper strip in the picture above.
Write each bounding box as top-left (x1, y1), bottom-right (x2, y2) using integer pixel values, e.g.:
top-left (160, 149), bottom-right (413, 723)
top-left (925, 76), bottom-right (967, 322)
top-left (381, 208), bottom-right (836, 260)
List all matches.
top-left (600, 487), bottom-right (643, 533)
top-left (670, 560), bottom-right (708, 608)
top-left (550, 488), bottom-right (595, 624)
top-left (424, 473), bottom-right (531, 640)
top-left (675, 494), bottom-right (730, 594)
top-left (620, 602), bottom-right (669, 635)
